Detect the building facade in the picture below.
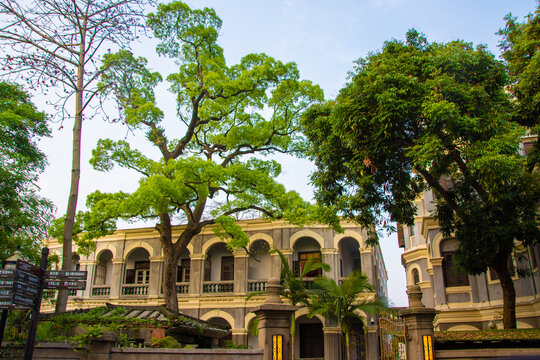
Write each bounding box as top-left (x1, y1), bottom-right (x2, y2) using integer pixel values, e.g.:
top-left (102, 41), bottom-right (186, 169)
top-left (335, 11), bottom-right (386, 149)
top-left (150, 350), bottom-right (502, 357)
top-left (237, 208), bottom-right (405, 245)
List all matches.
top-left (399, 190), bottom-right (540, 331)
top-left (45, 219), bottom-right (388, 359)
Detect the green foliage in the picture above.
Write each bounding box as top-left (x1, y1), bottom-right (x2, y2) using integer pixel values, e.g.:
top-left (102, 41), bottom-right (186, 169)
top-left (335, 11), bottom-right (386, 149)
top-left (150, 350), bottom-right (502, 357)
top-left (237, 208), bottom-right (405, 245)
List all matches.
top-left (308, 271), bottom-right (385, 360)
top-left (89, 1), bottom-right (331, 311)
top-left (499, 5), bottom-right (540, 129)
top-left (150, 336), bottom-right (181, 348)
top-left (303, 29), bottom-right (539, 329)
top-left (0, 81), bottom-right (53, 264)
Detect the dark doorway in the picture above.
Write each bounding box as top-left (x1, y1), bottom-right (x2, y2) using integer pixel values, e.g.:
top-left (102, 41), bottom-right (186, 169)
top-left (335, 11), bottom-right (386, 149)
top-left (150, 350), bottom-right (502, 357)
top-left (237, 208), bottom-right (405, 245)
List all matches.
top-left (300, 322), bottom-right (324, 358)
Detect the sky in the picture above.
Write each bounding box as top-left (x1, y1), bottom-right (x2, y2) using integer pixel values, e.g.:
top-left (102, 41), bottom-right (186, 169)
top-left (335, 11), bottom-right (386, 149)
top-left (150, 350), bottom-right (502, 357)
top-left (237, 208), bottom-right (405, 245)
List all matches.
top-left (33, 0), bottom-right (538, 307)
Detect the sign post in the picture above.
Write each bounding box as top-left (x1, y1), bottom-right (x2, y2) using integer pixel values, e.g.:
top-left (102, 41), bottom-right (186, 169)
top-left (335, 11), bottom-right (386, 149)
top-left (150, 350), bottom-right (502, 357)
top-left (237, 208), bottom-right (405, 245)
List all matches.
top-left (23, 247), bottom-right (48, 360)
top-left (0, 247), bottom-right (87, 358)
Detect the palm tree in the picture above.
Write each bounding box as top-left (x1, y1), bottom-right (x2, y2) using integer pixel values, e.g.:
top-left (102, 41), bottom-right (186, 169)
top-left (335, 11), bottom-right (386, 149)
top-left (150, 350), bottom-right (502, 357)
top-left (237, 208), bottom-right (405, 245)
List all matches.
top-left (271, 248), bottom-right (330, 360)
top-left (308, 270), bottom-right (385, 360)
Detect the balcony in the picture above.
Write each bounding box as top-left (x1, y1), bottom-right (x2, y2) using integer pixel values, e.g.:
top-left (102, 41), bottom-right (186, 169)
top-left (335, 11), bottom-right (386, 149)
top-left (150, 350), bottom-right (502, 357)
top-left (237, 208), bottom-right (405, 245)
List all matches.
top-left (203, 281), bottom-right (234, 293)
top-left (176, 282), bottom-right (189, 294)
top-left (248, 280), bottom-right (267, 292)
top-left (122, 284), bottom-right (148, 296)
top-left (92, 285), bottom-right (111, 296)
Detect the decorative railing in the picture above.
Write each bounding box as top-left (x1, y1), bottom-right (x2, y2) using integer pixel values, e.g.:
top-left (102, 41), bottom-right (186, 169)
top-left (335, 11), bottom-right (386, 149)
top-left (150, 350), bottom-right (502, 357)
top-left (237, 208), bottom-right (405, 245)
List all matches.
top-left (176, 282), bottom-right (189, 294)
top-left (302, 278), bottom-right (316, 289)
top-left (121, 284), bottom-right (148, 296)
top-left (68, 289), bottom-right (77, 296)
top-left (92, 285), bottom-right (110, 296)
top-left (248, 280), bottom-right (267, 292)
top-left (203, 281), bottom-right (234, 293)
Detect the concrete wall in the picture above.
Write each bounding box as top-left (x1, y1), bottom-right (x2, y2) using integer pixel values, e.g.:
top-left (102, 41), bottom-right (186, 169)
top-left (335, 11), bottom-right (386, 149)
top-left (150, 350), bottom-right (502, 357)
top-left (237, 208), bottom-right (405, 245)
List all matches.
top-left (435, 348), bottom-right (540, 359)
top-left (4, 343), bottom-right (263, 360)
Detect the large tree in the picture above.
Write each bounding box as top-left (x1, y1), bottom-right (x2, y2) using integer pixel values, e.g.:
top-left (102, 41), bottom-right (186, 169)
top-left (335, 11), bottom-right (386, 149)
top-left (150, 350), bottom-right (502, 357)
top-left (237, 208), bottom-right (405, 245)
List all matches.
top-left (0, 0), bottom-right (155, 312)
top-left (84, 1), bottom-right (328, 312)
top-left (0, 81), bottom-right (53, 264)
top-left (302, 30), bottom-right (540, 329)
top-left (498, 5), bottom-right (540, 170)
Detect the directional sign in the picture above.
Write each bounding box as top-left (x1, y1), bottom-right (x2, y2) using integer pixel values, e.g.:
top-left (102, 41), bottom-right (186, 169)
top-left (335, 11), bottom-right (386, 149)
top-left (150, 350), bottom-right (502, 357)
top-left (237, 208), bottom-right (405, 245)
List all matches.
top-left (45, 270), bottom-right (87, 280)
top-left (44, 280), bottom-right (86, 290)
top-left (16, 259), bottom-right (42, 277)
top-left (12, 293), bottom-right (36, 308)
top-left (0, 269), bottom-right (15, 280)
top-left (0, 300), bottom-right (12, 310)
top-left (13, 281), bottom-right (40, 298)
top-left (14, 271), bottom-right (40, 289)
top-left (0, 280), bottom-right (14, 289)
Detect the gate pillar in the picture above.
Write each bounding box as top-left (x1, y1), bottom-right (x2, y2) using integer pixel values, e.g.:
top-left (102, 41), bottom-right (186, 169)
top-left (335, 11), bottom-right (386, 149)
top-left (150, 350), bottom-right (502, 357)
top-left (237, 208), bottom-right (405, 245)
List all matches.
top-left (399, 285), bottom-right (438, 360)
top-left (254, 278), bottom-right (296, 360)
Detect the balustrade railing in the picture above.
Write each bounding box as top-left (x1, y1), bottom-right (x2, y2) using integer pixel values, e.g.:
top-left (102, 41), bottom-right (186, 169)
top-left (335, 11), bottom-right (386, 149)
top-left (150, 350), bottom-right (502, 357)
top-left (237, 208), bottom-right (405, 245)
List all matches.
top-left (203, 281), bottom-right (234, 293)
top-left (92, 285), bottom-right (111, 296)
top-left (176, 282), bottom-right (189, 294)
top-left (248, 280), bottom-right (267, 292)
top-left (121, 284), bottom-right (148, 296)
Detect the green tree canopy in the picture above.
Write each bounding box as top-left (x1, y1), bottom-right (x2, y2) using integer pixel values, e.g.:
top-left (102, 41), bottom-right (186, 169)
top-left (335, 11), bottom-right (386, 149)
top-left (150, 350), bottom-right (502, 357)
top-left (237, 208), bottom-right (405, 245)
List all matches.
top-left (73, 1), bottom-right (334, 312)
top-left (302, 30), bottom-right (540, 329)
top-left (0, 81), bottom-right (53, 264)
top-left (498, 5), bottom-right (540, 170)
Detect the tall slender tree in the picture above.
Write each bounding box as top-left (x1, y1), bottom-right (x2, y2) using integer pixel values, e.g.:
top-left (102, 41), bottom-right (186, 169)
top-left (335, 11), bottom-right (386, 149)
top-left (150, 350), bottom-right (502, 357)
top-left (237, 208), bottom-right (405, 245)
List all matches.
top-left (0, 0), bottom-right (155, 312)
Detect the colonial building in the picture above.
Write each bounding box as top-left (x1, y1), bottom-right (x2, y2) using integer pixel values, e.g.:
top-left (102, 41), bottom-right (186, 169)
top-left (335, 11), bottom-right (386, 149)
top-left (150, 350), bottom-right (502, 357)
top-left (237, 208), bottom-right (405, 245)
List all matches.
top-left (399, 190), bottom-right (540, 331)
top-left (45, 219), bottom-right (388, 360)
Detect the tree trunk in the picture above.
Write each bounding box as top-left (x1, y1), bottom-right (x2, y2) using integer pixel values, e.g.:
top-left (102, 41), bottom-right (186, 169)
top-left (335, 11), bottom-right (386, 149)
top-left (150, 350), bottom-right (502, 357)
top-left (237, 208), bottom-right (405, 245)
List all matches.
top-left (492, 251), bottom-right (517, 329)
top-left (162, 244), bottom-right (181, 312)
top-left (56, 54), bottom-right (85, 313)
top-left (345, 330), bottom-right (350, 360)
top-left (290, 314), bottom-right (296, 360)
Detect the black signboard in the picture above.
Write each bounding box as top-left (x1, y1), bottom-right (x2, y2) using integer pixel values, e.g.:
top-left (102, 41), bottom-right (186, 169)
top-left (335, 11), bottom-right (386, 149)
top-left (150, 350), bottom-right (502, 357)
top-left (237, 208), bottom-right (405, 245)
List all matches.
top-left (0, 280), bottom-right (14, 289)
top-left (45, 270), bottom-right (87, 280)
top-left (16, 259), bottom-right (42, 277)
top-left (13, 281), bottom-right (39, 298)
top-left (0, 270), bottom-right (15, 280)
top-left (0, 300), bottom-right (12, 310)
top-left (12, 293), bottom-right (35, 308)
top-left (14, 271), bottom-right (40, 289)
top-left (44, 280), bottom-right (86, 290)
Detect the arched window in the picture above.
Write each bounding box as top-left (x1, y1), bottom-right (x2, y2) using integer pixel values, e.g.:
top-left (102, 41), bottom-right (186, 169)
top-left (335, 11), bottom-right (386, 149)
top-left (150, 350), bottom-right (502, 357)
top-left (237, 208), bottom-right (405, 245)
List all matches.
top-left (412, 268), bottom-right (420, 285)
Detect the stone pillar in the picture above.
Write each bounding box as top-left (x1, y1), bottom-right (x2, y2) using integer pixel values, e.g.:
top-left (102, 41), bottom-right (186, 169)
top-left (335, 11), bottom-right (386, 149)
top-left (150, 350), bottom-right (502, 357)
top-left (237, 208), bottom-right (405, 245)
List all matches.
top-left (81, 261), bottom-right (94, 298)
top-left (232, 329), bottom-right (248, 347)
top-left (399, 285), bottom-right (438, 360)
top-left (109, 258), bottom-right (124, 299)
top-left (323, 325), bottom-right (341, 360)
top-left (365, 324), bottom-right (379, 360)
top-left (429, 257), bottom-right (446, 305)
top-left (148, 257), bottom-right (162, 297)
top-left (190, 254), bottom-right (205, 295)
top-left (321, 248), bottom-right (338, 281)
top-left (361, 249), bottom-right (375, 285)
top-left (234, 250), bottom-right (248, 294)
top-left (254, 278), bottom-right (296, 360)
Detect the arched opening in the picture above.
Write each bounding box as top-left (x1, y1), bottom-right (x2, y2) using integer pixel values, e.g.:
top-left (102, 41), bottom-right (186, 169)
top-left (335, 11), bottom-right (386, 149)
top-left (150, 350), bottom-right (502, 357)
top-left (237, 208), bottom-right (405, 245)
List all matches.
top-left (92, 250), bottom-right (113, 296)
top-left (176, 248), bottom-right (191, 294)
top-left (123, 247), bottom-right (150, 295)
top-left (248, 240), bottom-right (271, 292)
top-left (338, 237), bottom-right (361, 277)
top-left (296, 315), bottom-right (324, 359)
top-left (412, 268), bottom-right (420, 285)
top-left (207, 317), bottom-right (232, 348)
top-left (293, 237), bottom-right (322, 277)
top-left (204, 242), bottom-right (234, 293)
top-left (346, 317), bottom-right (366, 360)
